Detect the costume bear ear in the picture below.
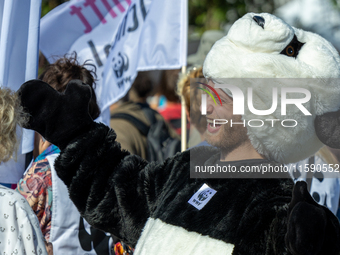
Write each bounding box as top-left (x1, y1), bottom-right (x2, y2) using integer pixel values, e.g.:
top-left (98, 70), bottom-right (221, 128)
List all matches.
top-left (314, 110), bottom-right (340, 148)
top-left (18, 79), bottom-right (93, 148)
top-left (285, 181), bottom-right (340, 255)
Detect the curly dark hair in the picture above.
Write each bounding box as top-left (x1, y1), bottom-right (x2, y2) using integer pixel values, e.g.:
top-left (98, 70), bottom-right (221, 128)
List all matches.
top-left (131, 71), bottom-right (154, 98)
top-left (39, 53), bottom-right (100, 119)
top-left (158, 69), bottom-right (181, 103)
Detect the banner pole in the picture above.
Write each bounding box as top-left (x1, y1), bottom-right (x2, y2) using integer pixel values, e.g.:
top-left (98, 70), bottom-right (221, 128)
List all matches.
top-left (181, 65), bottom-right (187, 152)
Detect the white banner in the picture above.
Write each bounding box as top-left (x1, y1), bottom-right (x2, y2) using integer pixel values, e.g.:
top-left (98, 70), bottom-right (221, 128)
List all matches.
top-left (101, 0), bottom-right (188, 111)
top-left (40, 0), bottom-right (132, 125)
top-left (0, 0), bottom-right (41, 184)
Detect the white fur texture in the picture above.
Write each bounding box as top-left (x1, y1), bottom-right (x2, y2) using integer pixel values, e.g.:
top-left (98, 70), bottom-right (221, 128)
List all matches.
top-left (203, 13), bottom-right (340, 163)
top-left (135, 218), bottom-right (235, 255)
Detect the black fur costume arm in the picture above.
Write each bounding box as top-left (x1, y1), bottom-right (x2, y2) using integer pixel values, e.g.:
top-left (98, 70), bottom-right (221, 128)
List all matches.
top-left (18, 79), bottom-right (188, 245)
top-left (55, 122), bottom-right (156, 245)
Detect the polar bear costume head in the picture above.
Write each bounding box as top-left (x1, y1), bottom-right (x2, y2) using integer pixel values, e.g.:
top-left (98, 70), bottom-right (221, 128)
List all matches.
top-left (203, 13), bottom-right (340, 163)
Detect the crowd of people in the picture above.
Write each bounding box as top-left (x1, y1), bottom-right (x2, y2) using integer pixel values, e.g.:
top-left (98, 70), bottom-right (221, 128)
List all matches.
top-left (1, 12), bottom-right (340, 255)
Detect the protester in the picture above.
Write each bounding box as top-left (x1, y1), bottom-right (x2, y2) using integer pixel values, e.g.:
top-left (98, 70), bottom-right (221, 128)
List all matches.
top-left (0, 87), bottom-right (47, 254)
top-left (182, 68), bottom-right (340, 214)
top-left (16, 54), bottom-right (113, 254)
top-left (155, 69), bottom-right (183, 135)
top-left (110, 71), bottom-right (179, 161)
top-left (19, 13), bottom-right (340, 255)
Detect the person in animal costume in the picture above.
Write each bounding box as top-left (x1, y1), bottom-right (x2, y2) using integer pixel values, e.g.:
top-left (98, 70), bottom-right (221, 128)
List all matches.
top-left (18, 13), bottom-right (340, 255)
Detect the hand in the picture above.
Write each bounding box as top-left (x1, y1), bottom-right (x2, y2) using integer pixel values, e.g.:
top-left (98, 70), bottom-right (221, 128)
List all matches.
top-left (45, 242), bottom-right (53, 255)
top-left (18, 79), bottom-right (94, 149)
top-left (285, 181), bottom-right (340, 255)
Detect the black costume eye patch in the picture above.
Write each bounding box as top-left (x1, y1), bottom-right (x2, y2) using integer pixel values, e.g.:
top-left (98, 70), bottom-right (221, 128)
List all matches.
top-left (280, 35), bottom-right (304, 58)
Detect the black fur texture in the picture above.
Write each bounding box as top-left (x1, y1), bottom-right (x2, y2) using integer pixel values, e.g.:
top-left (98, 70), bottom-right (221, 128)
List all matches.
top-left (315, 110), bottom-right (340, 148)
top-left (18, 79), bottom-right (94, 149)
top-left (285, 182), bottom-right (340, 255)
top-left (55, 123), bottom-right (340, 254)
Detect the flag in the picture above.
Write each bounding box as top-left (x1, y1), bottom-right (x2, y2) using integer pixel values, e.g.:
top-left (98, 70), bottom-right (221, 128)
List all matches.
top-left (0, 0), bottom-right (41, 184)
top-left (40, 0), bottom-right (132, 125)
top-left (101, 0), bottom-right (188, 111)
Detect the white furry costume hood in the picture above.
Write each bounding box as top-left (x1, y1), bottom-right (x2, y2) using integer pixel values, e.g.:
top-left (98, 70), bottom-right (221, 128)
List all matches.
top-left (203, 13), bottom-right (340, 163)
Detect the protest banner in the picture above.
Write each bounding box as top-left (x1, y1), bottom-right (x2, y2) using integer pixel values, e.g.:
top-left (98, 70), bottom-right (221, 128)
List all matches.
top-left (40, 0), bottom-right (132, 125)
top-left (101, 0), bottom-right (188, 111)
top-left (40, 0), bottom-right (187, 125)
top-left (0, 0), bottom-right (41, 185)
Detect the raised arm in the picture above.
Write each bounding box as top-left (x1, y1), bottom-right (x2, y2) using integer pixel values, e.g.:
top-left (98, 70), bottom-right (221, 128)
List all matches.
top-left (18, 79), bottom-right (170, 246)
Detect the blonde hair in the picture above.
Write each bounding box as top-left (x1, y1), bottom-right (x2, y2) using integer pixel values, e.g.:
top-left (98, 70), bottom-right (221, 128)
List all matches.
top-left (0, 87), bottom-right (27, 163)
top-left (177, 67), bottom-right (207, 134)
top-left (177, 67), bottom-right (204, 110)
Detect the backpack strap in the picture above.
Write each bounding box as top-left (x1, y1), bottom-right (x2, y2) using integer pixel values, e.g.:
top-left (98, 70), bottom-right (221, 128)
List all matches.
top-left (169, 119), bottom-right (181, 130)
top-left (138, 104), bottom-right (158, 125)
top-left (111, 113), bottom-right (149, 136)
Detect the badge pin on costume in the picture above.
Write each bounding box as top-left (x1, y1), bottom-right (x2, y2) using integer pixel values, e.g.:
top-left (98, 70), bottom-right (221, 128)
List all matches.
top-left (188, 184), bottom-right (217, 210)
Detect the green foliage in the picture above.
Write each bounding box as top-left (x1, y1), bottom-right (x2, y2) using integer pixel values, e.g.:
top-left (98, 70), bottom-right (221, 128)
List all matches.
top-left (41, 0), bottom-right (291, 34)
top-left (189, 0), bottom-right (276, 34)
top-left (41, 0), bottom-right (67, 17)
top-left (330, 0), bottom-right (340, 10)
top-left (41, 2), bottom-right (52, 17)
